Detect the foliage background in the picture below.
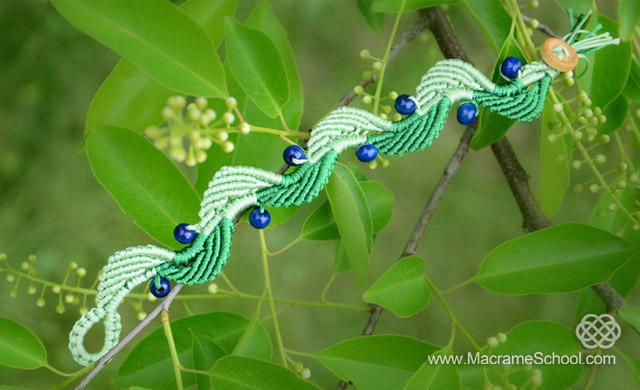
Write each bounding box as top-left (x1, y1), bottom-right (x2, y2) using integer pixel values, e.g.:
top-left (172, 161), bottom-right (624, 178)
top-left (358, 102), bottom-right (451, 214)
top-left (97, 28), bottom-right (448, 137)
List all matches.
top-left (0, 0), bottom-right (637, 389)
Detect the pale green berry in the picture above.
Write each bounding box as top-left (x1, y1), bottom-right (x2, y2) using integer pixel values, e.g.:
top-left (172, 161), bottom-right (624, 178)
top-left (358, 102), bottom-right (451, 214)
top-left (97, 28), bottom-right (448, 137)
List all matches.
top-left (223, 112), bottom-right (235, 125)
top-left (0, 253), bottom-right (7, 262)
top-left (79, 306), bottom-right (88, 314)
top-left (583, 108), bottom-right (593, 118)
top-left (589, 117), bottom-right (599, 125)
top-left (577, 116), bottom-right (588, 125)
top-left (353, 85), bottom-right (364, 95)
top-left (600, 134), bottom-right (610, 143)
top-left (56, 303), bottom-right (65, 314)
top-left (388, 91), bottom-right (399, 100)
top-left (27, 286), bottom-right (37, 295)
top-left (379, 113), bottom-right (388, 120)
top-left (633, 224), bottom-right (640, 231)
top-left (608, 203), bottom-right (617, 211)
top-left (36, 298), bottom-right (45, 307)
top-left (368, 160), bottom-right (378, 170)
top-left (154, 137), bottom-right (169, 149)
top-left (9, 288), bottom-right (17, 298)
top-left (147, 292), bottom-right (157, 302)
top-left (5, 274), bottom-right (15, 283)
top-left (29, 255), bottom-right (38, 263)
top-left (197, 138), bottom-right (213, 149)
top-left (301, 368), bottom-right (311, 380)
top-left (594, 107), bottom-right (602, 116)
top-left (584, 98), bottom-right (592, 106)
top-left (52, 285), bottom-right (61, 294)
top-left (222, 141), bottom-right (235, 153)
top-left (589, 184), bottom-right (600, 193)
top-left (497, 332), bottom-right (507, 343)
top-left (208, 283), bottom-right (218, 294)
top-left (487, 336), bottom-right (499, 348)
top-left (137, 311), bottom-right (147, 321)
top-left (529, 18), bottom-right (540, 29)
top-left (170, 146), bottom-right (187, 162)
top-left (578, 90), bottom-right (588, 101)
top-left (531, 0), bottom-right (539, 7)
top-left (372, 61), bottom-right (382, 71)
top-left (598, 115), bottom-right (607, 124)
top-left (595, 154), bottom-right (606, 164)
top-left (185, 151), bottom-right (197, 167)
top-left (205, 108), bottom-right (216, 122)
top-left (199, 114), bottom-right (211, 126)
top-left (76, 268), bottom-right (87, 277)
top-left (195, 96), bottom-right (208, 110)
top-left (65, 294), bottom-right (75, 304)
top-left (573, 184), bottom-right (584, 193)
top-left (392, 113), bottom-right (402, 121)
top-left (572, 160), bottom-right (582, 169)
top-left (239, 122), bottom-right (251, 135)
top-left (630, 173), bottom-right (639, 183)
top-left (362, 70), bottom-right (372, 80)
top-left (381, 158), bottom-right (390, 168)
top-left (196, 150), bottom-right (207, 164)
top-left (573, 131), bottom-right (583, 140)
top-left (161, 106), bottom-right (175, 121)
top-left (619, 162), bottom-right (628, 171)
top-left (187, 107), bottom-right (201, 121)
top-left (382, 105), bottom-right (391, 113)
top-left (225, 97), bottom-right (237, 110)
top-left (553, 103), bottom-right (563, 112)
top-left (546, 134), bottom-right (557, 143)
top-left (359, 49), bottom-right (370, 59)
top-left (215, 131), bottom-right (229, 142)
top-left (168, 95), bottom-right (186, 109)
top-left (617, 180), bottom-right (626, 189)
top-left (362, 96), bottom-right (372, 105)
top-left (20, 261), bottom-right (29, 271)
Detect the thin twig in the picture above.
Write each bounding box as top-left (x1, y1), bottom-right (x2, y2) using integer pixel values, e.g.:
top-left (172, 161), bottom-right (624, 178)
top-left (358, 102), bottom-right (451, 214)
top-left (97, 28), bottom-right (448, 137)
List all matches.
top-left (75, 284), bottom-right (183, 390)
top-left (74, 10), bottom-right (432, 390)
top-left (522, 14), bottom-right (561, 38)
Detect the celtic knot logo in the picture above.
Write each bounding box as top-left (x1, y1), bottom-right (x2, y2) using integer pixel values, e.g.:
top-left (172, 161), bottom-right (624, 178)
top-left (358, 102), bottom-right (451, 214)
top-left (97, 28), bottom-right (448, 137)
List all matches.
top-left (575, 314), bottom-right (621, 349)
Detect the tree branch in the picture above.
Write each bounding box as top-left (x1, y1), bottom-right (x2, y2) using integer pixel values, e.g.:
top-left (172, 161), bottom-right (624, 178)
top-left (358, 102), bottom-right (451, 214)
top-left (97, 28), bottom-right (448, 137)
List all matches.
top-left (423, 6), bottom-right (624, 311)
top-left (74, 11), bottom-right (432, 390)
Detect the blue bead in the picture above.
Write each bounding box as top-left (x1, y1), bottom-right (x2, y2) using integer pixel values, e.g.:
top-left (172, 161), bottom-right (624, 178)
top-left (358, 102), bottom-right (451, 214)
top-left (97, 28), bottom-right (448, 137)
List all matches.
top-left (283, 145), bottom-right (305, 166)
top-left (150, 277), bottom-right (171, 298)
top-left (500, 56), bottom-right (522, 79)
top-left (394, 94), bottom-right (416, 115)
top-left (173, 223), bottom-right (196, 244)
top-left (249, 207), bottom-right (271, 229)
top-left (356, 144), bottom-right (378, 162)
top-left (457, 103), bottom-right (477, 125)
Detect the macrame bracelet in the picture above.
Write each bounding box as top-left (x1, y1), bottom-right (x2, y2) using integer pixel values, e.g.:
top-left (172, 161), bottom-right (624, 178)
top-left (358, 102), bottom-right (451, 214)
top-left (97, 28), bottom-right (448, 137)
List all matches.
top-left (68, 11), bottom-right (619, 366)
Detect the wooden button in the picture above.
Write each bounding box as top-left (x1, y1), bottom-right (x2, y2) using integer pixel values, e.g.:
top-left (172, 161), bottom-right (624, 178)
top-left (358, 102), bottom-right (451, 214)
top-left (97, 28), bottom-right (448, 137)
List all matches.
top-left (541, 38), bottom-right (579, 72)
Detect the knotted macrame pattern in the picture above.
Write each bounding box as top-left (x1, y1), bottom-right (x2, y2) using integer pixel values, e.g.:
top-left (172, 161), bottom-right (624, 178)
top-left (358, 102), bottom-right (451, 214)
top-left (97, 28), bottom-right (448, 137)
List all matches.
top-left (69, 13), bottom-right (618, 366)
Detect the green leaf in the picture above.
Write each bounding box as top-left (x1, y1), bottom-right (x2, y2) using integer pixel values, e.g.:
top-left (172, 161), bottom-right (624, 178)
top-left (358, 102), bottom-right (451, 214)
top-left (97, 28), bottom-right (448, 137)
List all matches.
top-left (576, 253), bottom-right (640, 319)
top-left (618, 0), bottom-right (640, 41)
top-left (358, 0), bottom-right (385, 34)
top-left (86, 126), bottom-right (200, 249)
top-left (589, 13), bottom-right (632, 110)
top-left (325, 163), bottom-right (373, 288)
top-left (191, 333), bottom-right (225, 390)
top-left (85, 0), bottom-right (236, 135)
top-left (246, 0), bottom-right (304, 129)
top-left (589, 170), bottom-right (640, 244)
top-left (620, 307), bottom-right (640, 333)
top-left (334, 241), bottom-right (350, 273)
top-left (622, 355), bottom-right (640, 386)
top-left (363, 256), bottom-right (430, 317)
top-left (115, 312), bottom-right (271, 389)
top-left (623, 59), bottom-right (640, 101)
top-left (460, 0), bottom-right (511, 53)
top-left (492, 321), bottom-right (583, 390)
top-left (52, 0), bottom-right (226, 97)
top-left (372, 0), bottom-right (457, 13)
top-left (313, 335), bottom-right (439, 390)
top-left (303, 180), bottom-right (393, 240)
top-left (597, 95), bottom-right (628, 135)
top-left (85, 60), bottom-right (172, 134)
top-left (225, 18), bottom-right (289, 119)
top-left (403, 346), bottom-right (460, 390)
top-left (209, 356), bottom-right (318, 389)
top-left (0, 317), bottom-right (46, 370)
top-left (471, 32), bottom-right (525, 149)
top-left (539, 99), bottom-right (572, 217)
top-left (473, 223), bottom-right (636, 294)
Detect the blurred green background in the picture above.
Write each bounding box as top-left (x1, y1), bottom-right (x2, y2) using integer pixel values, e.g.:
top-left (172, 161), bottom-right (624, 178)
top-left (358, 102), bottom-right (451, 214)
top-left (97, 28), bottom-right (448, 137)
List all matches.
top-left (0, 1), bottom-right (637, 389)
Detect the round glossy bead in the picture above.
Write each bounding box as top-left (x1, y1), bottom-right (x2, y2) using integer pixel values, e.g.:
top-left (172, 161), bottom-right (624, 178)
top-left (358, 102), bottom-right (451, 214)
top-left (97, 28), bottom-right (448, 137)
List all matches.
top-left (456, 103), bottom-right (477, 125)
top-left (283, 145), bottom-right (305, 166)
top-left (173, 223), bottom-right (196, 244)
top-left (356, 144), bottom-right (378, 162)
top-left (249, 207), bottom-right (271, 229)
top-left (500, 56), bottom-right (522, 79)
top-left (150, 277), bottom-right (171, 298)
top-left (394, 94), bottom-right (416, 115)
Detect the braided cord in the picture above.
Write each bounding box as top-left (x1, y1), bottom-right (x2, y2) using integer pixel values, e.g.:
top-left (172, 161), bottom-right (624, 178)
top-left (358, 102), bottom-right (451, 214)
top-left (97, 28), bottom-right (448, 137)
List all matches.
top-left (69, 19), bottom-right (618, 366)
